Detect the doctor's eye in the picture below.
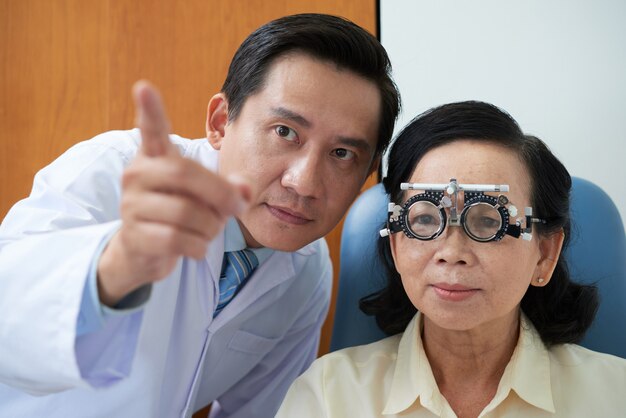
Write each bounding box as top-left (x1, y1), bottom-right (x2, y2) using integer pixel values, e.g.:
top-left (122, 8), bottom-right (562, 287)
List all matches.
top-left (331, 148), bottom-right (355, 161)
top-left (275, 125), bottom-right (299, 143)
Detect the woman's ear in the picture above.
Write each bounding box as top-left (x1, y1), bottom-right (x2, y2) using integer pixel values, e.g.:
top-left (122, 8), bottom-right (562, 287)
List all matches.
top-left (206, 93), bottom-right (229, 150)
top-left (531, 230), bottom-right (565, 287)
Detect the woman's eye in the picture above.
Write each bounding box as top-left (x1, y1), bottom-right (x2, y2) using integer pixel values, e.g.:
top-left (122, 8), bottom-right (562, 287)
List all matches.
top-left (480, 217), bottom-right (500, 228)
top-left (332, 148), bottom-right (355, 161)
top-left (470, 216), bottom-right (500, 233)
top-left (275, 125), bottom-right (299, 142)
top-left (412, 214), bottom-right (436, 225)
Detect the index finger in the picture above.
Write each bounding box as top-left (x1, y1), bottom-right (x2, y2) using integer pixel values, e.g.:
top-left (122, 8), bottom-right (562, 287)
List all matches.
top-left (133, 80), bottom-right (175, 158)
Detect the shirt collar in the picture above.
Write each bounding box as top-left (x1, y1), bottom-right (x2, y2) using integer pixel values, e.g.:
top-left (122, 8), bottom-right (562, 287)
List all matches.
top-left (224, 217), bottom-right (273, 265)
top-left (383, 312), bottom-right (443, 415)
top-left (498, 313), bottom-right (555, 413)
top-left (382, 312), bottom-right (556, 416)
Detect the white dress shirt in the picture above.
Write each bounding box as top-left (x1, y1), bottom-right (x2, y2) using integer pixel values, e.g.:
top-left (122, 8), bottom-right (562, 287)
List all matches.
top-left (0, 129), bottom-right (332, 418)
top-left (276, 312), bottom-right (626, 417)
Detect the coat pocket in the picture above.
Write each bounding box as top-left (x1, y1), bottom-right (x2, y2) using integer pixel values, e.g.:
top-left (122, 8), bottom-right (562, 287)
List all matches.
top-left (227, 330), bottom-right (279, 355)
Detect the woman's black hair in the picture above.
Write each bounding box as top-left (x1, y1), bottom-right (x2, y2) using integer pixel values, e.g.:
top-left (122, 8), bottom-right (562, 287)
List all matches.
top-left (360, 101), bottom-right (598, 345)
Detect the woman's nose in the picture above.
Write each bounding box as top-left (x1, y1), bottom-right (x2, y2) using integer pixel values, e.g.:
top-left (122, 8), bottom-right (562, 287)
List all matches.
top-left (434, 225), bottom-right (475, 265)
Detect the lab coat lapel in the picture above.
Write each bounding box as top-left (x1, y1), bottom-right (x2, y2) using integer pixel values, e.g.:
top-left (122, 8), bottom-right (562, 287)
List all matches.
top-left (203, 230), bottom-right (225, 317)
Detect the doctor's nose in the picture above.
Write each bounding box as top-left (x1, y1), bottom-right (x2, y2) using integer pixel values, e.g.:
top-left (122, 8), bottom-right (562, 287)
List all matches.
top-left (280, 154), bottom-right (324, 198)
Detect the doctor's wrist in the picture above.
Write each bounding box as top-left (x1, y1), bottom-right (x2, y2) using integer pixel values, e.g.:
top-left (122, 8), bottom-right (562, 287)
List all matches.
top-left (96, 232), bottom-right (150, 307)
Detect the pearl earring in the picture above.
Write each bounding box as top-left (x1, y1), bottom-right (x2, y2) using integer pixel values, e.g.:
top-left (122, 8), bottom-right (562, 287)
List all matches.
top-left (537, 278), bottom-right (545, 284)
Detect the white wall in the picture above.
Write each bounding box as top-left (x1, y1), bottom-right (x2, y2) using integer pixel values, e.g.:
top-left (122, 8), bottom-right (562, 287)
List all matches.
top-left (381, 0), bottom-right (626, 223)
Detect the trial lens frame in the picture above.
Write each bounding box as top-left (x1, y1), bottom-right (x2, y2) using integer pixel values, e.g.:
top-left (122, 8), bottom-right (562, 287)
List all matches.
top-left (379, 178), bottom-right (545, 243)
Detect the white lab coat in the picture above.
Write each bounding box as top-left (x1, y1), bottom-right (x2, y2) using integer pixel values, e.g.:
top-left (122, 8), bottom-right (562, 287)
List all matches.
top-left (0, 130), bottom-right (331, 417)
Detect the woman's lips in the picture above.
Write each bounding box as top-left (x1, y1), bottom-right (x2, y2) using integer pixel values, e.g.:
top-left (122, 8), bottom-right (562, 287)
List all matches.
top-left (265, 204), bottom-right (312, 225)
top-left (431, 283), bottom-right (480, 302)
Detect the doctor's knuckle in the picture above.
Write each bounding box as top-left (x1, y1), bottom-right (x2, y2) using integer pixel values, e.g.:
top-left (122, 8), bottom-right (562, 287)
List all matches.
top-left (167, 199), bottom-right (190, 223)
top-left (159, 228), bottom-right (182, 252)
top-left (168, 159), bottom-right (193, 183)
top-left (122, 163), bottom-right (144, 187)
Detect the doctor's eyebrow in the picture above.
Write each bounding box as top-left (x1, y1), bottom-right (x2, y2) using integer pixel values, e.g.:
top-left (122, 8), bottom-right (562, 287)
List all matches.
top-left (336, 136), bottom-right (372, 154)
top-left (271, 107), bottom-right (311, 128)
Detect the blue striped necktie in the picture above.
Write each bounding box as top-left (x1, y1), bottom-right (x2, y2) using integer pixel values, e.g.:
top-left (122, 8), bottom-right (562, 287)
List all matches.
top-left (214, 249), bottom-right (259, 317)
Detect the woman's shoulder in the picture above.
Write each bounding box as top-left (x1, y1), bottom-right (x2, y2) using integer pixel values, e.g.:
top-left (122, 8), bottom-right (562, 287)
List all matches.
top-left (549, 343), bottom-right (626, 377)
top-left (547, 344), bottom-right (626, 414)
top-left (311, 334), bottom-right (403, 381)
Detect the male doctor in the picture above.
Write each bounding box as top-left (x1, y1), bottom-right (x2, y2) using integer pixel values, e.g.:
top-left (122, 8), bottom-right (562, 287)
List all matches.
top-left (0, 13), bottom-right (400, 418)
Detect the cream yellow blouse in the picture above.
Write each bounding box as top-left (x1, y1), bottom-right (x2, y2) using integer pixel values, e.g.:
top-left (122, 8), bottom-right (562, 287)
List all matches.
top-left (276, 313), bottom-right (626, 417)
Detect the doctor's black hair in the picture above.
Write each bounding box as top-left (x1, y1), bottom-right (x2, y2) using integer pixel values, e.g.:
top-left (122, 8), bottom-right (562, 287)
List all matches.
top-left (360, 101), bottom-right (598, 346)
top-left (221, 13), bottom-right (400, 158)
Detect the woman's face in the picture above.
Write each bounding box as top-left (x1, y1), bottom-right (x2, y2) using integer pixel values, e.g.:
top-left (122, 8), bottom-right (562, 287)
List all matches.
top-left (390, 140), bottom-right (554, 333)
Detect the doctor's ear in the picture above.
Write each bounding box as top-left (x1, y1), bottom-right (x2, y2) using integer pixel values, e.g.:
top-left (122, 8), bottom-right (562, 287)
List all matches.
top-left (206, 93), bottom-right (229, 150)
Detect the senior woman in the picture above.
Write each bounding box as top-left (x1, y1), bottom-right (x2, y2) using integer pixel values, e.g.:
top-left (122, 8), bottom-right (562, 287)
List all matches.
top-left (276, 101), bottom-right (626, 418)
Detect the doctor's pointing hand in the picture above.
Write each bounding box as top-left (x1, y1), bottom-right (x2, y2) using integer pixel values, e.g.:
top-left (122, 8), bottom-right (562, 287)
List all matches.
top-left (97, 81), bottom-right (250, 307)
